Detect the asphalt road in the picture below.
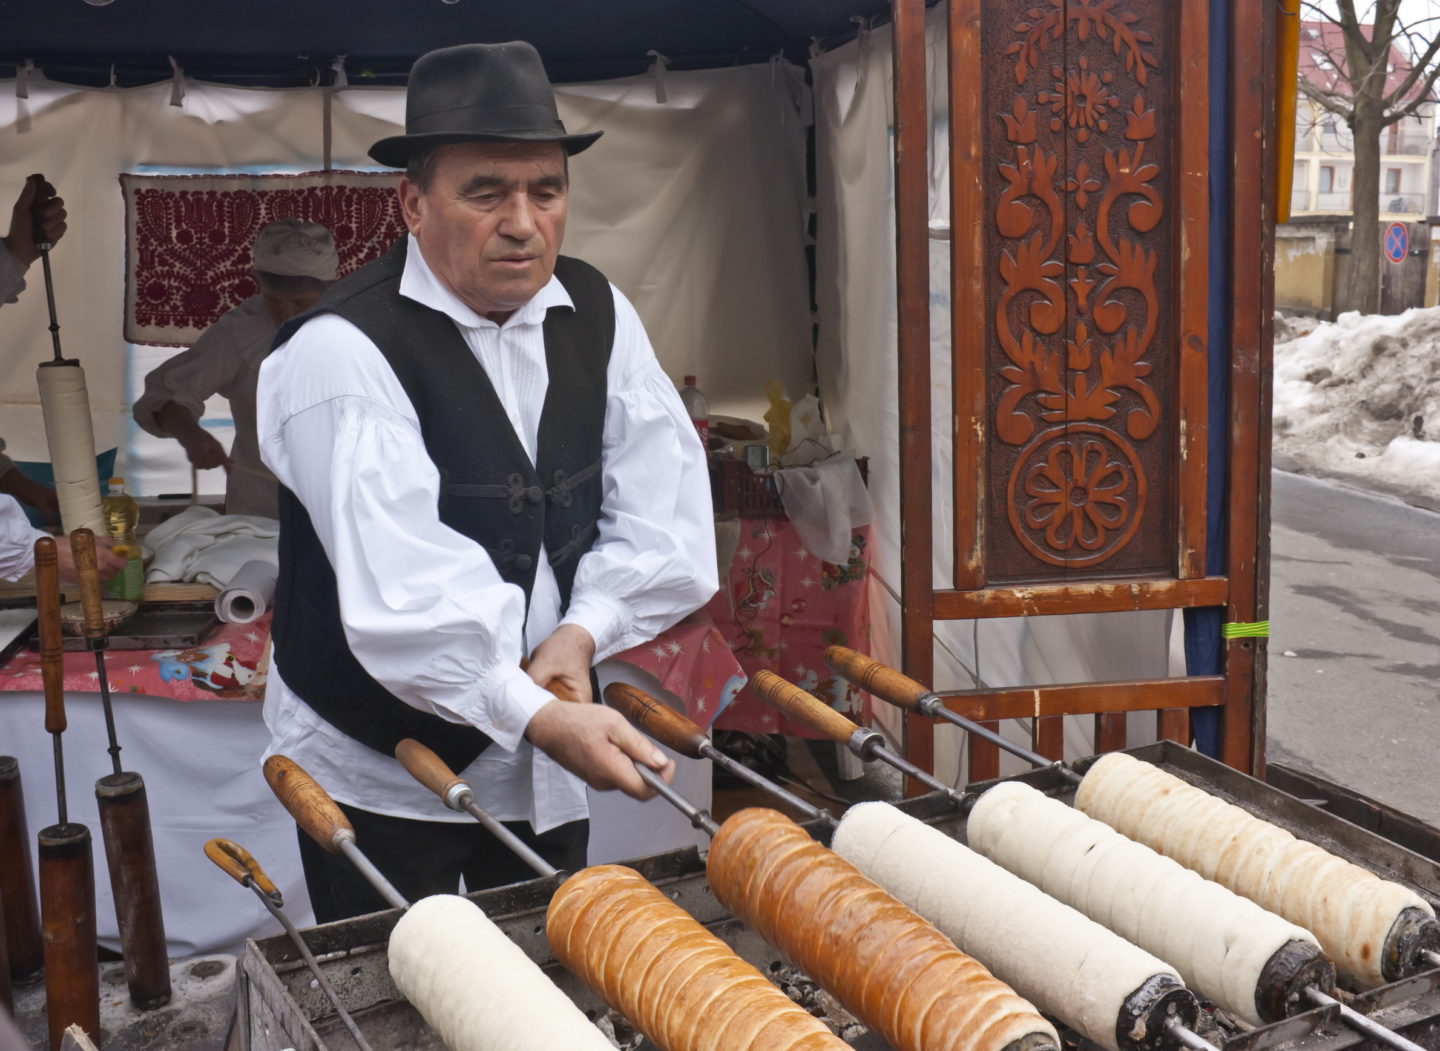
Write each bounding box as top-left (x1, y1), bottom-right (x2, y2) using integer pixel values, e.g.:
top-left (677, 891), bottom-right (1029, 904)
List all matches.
top-left (1267, 469), bottom-right (1440, 827)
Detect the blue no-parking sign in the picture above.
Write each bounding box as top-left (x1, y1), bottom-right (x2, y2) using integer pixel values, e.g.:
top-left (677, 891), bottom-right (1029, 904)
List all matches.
top-left (1384, 222), bottom-right (1409, 263)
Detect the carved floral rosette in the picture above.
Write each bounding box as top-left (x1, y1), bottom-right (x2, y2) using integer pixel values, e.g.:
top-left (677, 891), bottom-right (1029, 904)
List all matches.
top-left (985, 0), bottom-right (1177, 581)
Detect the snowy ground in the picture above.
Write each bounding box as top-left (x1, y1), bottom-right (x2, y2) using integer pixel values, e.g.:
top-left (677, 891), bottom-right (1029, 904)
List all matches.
top-left (1273, 308), bottom-right (1440, 509)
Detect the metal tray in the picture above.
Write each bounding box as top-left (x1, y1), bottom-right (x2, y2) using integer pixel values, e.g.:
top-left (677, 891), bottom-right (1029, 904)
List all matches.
top-left (26, 600), bottom-right (220, 651)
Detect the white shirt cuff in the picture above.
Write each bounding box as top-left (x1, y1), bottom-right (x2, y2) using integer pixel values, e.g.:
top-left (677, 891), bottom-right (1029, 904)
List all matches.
top-left (560, 590), bottom-right (633, 660)
top-left (481, 662), bottom-right (560, 751)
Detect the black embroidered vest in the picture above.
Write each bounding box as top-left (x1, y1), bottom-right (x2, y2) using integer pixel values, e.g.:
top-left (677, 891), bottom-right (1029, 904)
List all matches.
top-left (270, 241), bottom-right (614, 771)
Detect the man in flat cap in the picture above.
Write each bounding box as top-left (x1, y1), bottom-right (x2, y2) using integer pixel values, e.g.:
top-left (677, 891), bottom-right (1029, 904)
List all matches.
top-left (257, 42), bottom-right (716, 919)
top-left (135, 219), bottom-right (338, 518)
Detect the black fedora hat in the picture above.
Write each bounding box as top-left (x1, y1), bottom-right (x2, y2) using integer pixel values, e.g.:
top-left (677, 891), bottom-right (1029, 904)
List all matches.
top-left (369, 41), bottom-right (602, 168)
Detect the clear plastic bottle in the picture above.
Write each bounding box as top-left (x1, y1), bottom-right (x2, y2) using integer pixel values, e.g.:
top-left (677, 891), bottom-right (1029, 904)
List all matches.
top-left (102, 477), bottom-right (144, 601)
top-left (679, 375), bottom-right (710, 448)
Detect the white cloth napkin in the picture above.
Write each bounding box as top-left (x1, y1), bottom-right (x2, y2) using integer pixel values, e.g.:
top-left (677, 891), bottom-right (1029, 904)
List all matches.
top-left (142, 505), bottom-right (278, 587)
top-left (774, 456), bottom-right (873, 565)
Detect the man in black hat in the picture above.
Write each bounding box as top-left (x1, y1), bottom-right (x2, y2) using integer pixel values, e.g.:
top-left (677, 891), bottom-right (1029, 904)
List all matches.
top-left (256, 42), bottom-right (717, 919)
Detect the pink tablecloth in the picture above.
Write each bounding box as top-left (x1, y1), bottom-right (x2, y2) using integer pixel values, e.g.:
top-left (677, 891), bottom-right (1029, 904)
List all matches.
top-left (1, 615), bottom-right (270, 701)
top-left (704, 520), bottom-right (872, 737)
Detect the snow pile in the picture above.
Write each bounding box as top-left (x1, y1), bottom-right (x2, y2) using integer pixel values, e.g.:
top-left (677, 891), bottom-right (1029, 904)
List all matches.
top-left (1273, 307), bottom-right (1440, 506)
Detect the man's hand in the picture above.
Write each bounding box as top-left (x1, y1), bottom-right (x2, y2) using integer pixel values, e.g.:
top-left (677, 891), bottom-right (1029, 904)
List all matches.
top-left (182, 431), bottom-right (232, 471)
top-left (5, 176), bottom-right (66, 268)
top-left (524, 699), bottom-right (675, 801)
top-left (53, 535), bottom-right (128, 584)
top-left (525, 623), bottom-right (597, 705)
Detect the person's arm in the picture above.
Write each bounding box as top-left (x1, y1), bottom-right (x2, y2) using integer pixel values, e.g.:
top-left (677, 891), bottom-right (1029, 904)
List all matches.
top-left (259, 316), bottom-right (671, 797)
top-left (0, 467), bottom-right (60, 526)
top-left (530, 289), bottom-right (718, 686)
top-left (132, 321), bottom-right (242, 469)
top-left (1, 176), bottom-right (66, 306)
top-left (0, 496), bottom-right (123, 583)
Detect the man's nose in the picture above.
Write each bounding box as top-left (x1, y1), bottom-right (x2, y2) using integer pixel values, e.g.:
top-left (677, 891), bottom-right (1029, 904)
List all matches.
top-left (497, 194), bottom-right (538, 240)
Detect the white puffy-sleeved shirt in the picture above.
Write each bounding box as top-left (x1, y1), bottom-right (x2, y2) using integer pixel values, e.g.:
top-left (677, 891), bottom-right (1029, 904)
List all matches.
top-left (0, 495), bottom-right (45, 581)
top-left (132, 296), bottom-right (280, 518)
top-left (256, 236), bottom-right (717, 831)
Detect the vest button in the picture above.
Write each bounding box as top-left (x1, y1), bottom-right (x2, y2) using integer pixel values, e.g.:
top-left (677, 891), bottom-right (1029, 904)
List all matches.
top-left (524, 485), bottom-right (544, 504)
top-left (514, 554), bottom-right (534, 571)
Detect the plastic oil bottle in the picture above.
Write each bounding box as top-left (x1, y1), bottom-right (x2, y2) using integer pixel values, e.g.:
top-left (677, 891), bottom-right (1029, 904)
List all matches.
top-left (679, 375), bottom-right (710, 448)
top-left (102, 477), bottom-right (144, 601)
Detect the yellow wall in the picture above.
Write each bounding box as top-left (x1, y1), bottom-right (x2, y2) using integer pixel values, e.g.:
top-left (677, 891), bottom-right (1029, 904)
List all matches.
top-left (1274, 228), bottom-right (1336, 315)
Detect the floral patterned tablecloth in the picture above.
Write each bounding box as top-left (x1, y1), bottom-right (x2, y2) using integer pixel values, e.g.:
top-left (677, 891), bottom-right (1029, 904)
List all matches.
top-left (702, 520), bottom-right (873, 737)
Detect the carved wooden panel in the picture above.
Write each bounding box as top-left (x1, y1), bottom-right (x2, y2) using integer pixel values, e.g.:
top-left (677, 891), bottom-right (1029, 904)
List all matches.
top-left (981, 0), bottom-right (1179, 584)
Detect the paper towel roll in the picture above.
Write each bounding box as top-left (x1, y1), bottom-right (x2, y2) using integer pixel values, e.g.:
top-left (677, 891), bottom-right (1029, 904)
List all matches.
top-left (37, 363), bottom-right (105, 534)
top-left (216, 559), bottom-right (277, 624)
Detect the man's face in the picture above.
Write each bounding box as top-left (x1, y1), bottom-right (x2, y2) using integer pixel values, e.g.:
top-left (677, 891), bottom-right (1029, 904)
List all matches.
top-left (258, 282), bottom-right (325, 326)
top-left (399, 141), bottom-right (568, 323)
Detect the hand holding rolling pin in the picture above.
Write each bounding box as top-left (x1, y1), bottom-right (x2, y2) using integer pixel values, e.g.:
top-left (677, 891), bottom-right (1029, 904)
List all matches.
top-left (51, 534), bottom-right (126, 584)
top-left (5, 175), bottom-right (66, 267)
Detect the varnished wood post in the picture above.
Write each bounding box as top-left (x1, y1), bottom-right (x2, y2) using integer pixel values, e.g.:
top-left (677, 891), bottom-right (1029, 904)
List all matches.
top-left (0, 756), bottom-right (43, 983)
top-left (1223, 0), bottom-right (1273, 774)
top-left (893, 0), bottom-right (934, 789)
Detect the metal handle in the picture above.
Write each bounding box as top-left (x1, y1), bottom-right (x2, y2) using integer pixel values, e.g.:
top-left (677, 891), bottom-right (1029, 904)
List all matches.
top-left (35, 537), bottom-right (66, 736)
top-left (204, 838), bottom-right (280, 899)
top-left (604, 682), bottom-right (709, 759)
top-left (395, 739), bottom-right (469, 810)
top-left (824, 645), bottom-right (931, 710)
top-left (750, 670), bottom-right (861, 743)
top-left (262, 755), bottom-right (355, 853)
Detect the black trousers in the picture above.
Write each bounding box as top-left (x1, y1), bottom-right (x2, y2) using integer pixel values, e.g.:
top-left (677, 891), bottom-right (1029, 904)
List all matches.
top-left (297, 800), bottom-right (588, 923)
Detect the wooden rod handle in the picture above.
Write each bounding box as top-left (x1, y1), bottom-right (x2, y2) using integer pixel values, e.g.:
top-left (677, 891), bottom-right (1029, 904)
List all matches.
top-left (394, 739), bottom-right (468, 805)
top-left (750, 670), bottom-right (861, 743)
top-left (262, 756), bottom-right (354, 853)
top-left (544, 677), bottom-right (584, 704)
top-left (68, 529), bottom-right (106, 639)
top-left (823, 645), bottom-right (931, 711)
top-left (603, 683), bottom-right (708, 759)
top-left (34, 537), bottom-right (66, 735)
top-left (204, 838), bottom-right (279, 897)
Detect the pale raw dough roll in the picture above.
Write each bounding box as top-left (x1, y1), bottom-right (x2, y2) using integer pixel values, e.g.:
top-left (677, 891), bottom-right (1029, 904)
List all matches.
top-left (37, 364), bottom-right (105, 534)
top-left (833, 801), bottom-right (1175, 1051)
top-left (969, 781), bottom-right (1322, 1026)
top-left (1076, 752), bottom-right (1433, 988)
top-left (388, 894), bottom-right (612, 1050)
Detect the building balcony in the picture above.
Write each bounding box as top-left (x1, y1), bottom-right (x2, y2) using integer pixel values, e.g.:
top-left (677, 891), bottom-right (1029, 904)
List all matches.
top-left (1381, 192), bottom-right (1426, 215)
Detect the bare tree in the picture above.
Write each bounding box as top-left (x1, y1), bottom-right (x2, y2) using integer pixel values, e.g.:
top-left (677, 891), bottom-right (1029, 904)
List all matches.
top-left (1299, 0), bottom-right (1440, 313)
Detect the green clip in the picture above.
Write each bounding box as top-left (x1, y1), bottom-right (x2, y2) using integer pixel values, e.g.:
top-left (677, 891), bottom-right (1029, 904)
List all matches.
top-left (1221, 621), bottom-right (1270, 639)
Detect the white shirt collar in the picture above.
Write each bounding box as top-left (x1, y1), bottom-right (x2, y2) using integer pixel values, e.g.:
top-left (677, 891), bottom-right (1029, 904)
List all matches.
top-left (398, 233), bottom-right (573, 330)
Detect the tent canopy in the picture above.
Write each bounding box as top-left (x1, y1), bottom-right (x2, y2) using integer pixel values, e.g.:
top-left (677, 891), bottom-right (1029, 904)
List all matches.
top-left (2, 0), bottom-right (893, 87)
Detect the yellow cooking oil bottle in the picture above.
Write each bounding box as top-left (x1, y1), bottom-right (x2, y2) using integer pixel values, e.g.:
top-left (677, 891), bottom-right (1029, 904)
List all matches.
top-left (102, 477), bottom-right (144, 601)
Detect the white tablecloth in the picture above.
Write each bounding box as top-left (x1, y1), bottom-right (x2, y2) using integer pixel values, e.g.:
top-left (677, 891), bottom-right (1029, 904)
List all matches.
top-left (0, 693), bottom-right (311, 957)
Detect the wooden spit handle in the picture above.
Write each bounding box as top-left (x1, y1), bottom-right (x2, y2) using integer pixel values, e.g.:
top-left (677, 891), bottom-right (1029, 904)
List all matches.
top-left (395, 739), bottom-right (468, 805)
top-left (545, 677), bottom-right (583, 704)
top-left (262, 756), bottom-right (354, 853)
top-left (68, 529), bottom-right (106, 640)
top-left (603, 683), bottom-right (708, 759)
top-left (34, 537), bottom-right (65, 735)
top-left (824, 645), bottom-right (931, 711)
top-left (750, 670), bottom-right (862, 743)
top-left (203, 838), bottom-right (280, 897)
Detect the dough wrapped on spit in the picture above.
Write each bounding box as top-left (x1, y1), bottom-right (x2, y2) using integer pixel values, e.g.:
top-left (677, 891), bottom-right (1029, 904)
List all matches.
top-left (833, 801), bottom-right (1191, 1051)
top-left (968, 781), bottom-right (1333, 1026)
top-left (707, 807), bottom-right (1060, 1051)
top-left (547, 865), bottom-right (846, 1051)
top-left (388, 894), bottom-right (613, 1051)
top-left (1077, 752), bottom-right (1434, 988)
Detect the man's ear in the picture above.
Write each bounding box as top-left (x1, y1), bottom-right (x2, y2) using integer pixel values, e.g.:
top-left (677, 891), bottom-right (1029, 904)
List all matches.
top-left (397, 178), bottom-right (424, 233)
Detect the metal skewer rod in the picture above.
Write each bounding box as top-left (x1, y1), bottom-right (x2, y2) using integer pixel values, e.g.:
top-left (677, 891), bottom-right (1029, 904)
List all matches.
top-left (69, 530), bottom-right (122, 776)
top-left (204, 838), bottom-right (375, 1051)
top-left (262, 756), bottom-right (408, 912)
top-left (1163, 1015), bottom-right (1221, 1051)
top-left (1304, 986), bottom-right (1428, 1051)
top-left (825, 646), bottom-right (1082, 784)
top-left (603, 683), bottom-right (834, 826)
top-left (395, 740), bottom-right (558, 879)
top-left (635, 763), bottom-right (720, 836)
top-left (749, 670), bottom-right (969, 806)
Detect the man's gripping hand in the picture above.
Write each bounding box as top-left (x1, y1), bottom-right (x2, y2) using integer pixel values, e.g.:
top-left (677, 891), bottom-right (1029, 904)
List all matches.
top-left (524, 622), bottom-right (597, 705)
top-left (523, 698), bottom-right (676, 801)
